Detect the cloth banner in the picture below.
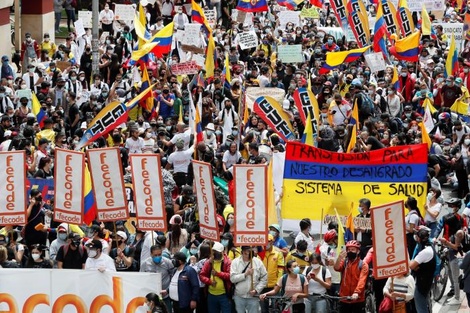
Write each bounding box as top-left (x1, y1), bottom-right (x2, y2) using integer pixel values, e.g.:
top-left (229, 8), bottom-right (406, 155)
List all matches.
top-left (0, 269), bottom-right (161, 313)
top-left (130, 154), bottom-right (167, 231)
top-left (281, 142), bottom-right (428, 230)
top-left (0, 152), bottom-right (27, 226)
top-left (233, 165), bottom-right (268, 245)
top-left (371, 200), bottom-right (409, 279)
top-left (54, 149), bottom-right (85, 225)
top-left (87, 148), bottom-right (128, 221)
top-left (192, 161), bottom-right (219, 241)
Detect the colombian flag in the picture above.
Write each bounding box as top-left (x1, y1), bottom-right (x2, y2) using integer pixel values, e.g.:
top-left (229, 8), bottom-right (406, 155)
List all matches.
top-left (374, 2), bottom-right (389, 60)
top-left (445, 33), bottom-right (459, 78)
top-left (84, 163), bottom-right (97, 225)
top-left (389, 31), bottom-right (420, 62)
top-left (236, 0), bottom-right (268, 12)
top-left (205, 33), bottom-right (216, 78)
top-left (140, 65), bottom-right (154, 112)
top-left (346, 99), bottom-right (359, 153)
top-left (149, 22), bottom-right (174, 58)
top-left (310, 0), bottom-right (324, 8)
top-left (222, 53), bottom-right (231, 90)
top-left (32, 92), bottom-right (46, 128)
top-left (392, 66), bottom-right (399, 90)
top-left (301, 112), bottom-right (314, 146)
top-left (420, 4), bottom-right (432, 36)
top-left (192, 0), bottom-right (212, 35)
top-left (319, 46), bottom-right (370, 74)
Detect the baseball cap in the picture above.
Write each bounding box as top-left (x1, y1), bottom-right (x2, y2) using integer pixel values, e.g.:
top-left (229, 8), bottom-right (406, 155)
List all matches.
top-left (86, 239), bottom-right (103, 250)
top-left (38, 138), bottom-right (49, 145)
top-left (116, 231), bottom-right (127, 241)
top-left (212, 242), bottom-right (224, 253)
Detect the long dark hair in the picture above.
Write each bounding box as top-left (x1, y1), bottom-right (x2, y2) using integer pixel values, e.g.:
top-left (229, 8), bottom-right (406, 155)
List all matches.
top-left (146, 292), bottom-right (168, 313)
top-left (171, 216), bottom-right (182, 246)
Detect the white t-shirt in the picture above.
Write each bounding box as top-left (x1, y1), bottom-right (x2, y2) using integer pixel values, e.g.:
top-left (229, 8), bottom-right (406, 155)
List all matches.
top-left (330, 103), bottom-right (351, 126)
top-left (170, 130), bottom-right (191, 150)
top-left (222, 150), bottom-right (242, 170)
top-left (319, 243), bottom-right (340, 284)
top-left (169, 268), bottom-right (183, 301)
top-left (125, 137), bottom-right (145, 154)
top-left (304, 265), bottom-right (331, 295)
top-left (424, 202), bottom-right (441, 223)
top-left (405, 211), bottom-right (421, 233)
top-left (414, 246), bottom-right (434, 264)
top-left (85, 253), bottom-right (116, 271)
top-left (168, 147), bottom-right (195, 173)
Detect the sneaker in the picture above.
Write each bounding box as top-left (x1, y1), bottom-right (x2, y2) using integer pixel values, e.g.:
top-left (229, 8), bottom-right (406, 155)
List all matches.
top-left (447, 290), bottom-right (455, 297)
top-left (447, 297), bottom-right (461, 305)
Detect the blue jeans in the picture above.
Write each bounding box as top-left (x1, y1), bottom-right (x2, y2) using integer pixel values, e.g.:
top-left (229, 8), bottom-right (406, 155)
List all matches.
top-left (306, 295), bottom-right (328, 313)
top-left (233, 295), bottom-right (258, 313)
top-left (66, 9), bottom-right (76, 31)
top-left (55, 12), bottom-right (61, 31)
top-left (413, 289), bottom-right (430, 313)
top-left (208, 294), bottom-right (231, 313)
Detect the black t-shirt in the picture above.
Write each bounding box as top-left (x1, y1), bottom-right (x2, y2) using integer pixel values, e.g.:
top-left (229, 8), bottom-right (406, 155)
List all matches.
top-left (56, 244), bottom-right (88, 269)
top-left (68, 104), bottom-right (80, 127)
top-left (366, 136), bottom-right (385, 151)
top-left (109, 246), bottom-right (136, 271)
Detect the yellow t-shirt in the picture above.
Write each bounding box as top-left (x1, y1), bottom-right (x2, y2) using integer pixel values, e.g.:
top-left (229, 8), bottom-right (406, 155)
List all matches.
top-left (40, 41), bottom-right (57, 58)
top-left (208, 260), bottom-right (226, 295)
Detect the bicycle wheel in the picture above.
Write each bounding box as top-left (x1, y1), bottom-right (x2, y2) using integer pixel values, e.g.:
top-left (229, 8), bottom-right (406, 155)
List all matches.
top-left (365, 293), bottom-right (376, 313)
top-left (432, 262), bottom-right (448, 301)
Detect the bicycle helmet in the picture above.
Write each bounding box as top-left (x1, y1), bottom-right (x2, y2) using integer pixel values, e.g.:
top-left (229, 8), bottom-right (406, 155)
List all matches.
top-left (345, 240), bottom-right (361, 249)
top-left (269, 224), bottom-right (281, 233)
top-left (446, 198), bottom-right (461, 207)
top-left (323, 230), bottom-right (338, 243)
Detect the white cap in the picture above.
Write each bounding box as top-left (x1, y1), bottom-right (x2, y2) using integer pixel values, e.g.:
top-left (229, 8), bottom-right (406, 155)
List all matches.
top-left (3, 130), bottom-right (11, 137)
top-left (116, 231), bottom-right (127, 241)
top-left (212, 242), bottom-right (224, 253)
top-left (206, 123), bottom-right (215, 131)
top-left (80, 121), bottom-right (87, 129)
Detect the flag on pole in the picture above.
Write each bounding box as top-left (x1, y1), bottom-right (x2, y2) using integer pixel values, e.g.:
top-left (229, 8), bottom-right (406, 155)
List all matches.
top-left (301, 112), bottom-right (314, 146)
top-left (374, 2), bottom-right (390, 60)
top-left (346, 99), bottom-right (359, 153)
top-left (389, 31), bottom-right (420, 62)
top-left (445, 33), bottom-right (459, 78)
top-left (236, 0), bottom-right (269, 12)
top-left (420, 4), bottom-right (432, 36)
top-left (205, 34), bottom-right (216, 78)
top-left (419, 121), bottom-right (432, 150)
top-left (84, 163), bottom-right (97, 225)
top-left (267, 160), bottom-right (278, 226)
top-left (422, 99), bottom-right (435, 133)
top-left (138, 4), bottom-right (148, 48)
top-left (396, 0), bottom-right (415, 37)
top-left (222, 53), bottom-right (232, 90)
top-left (335, 208), bottom-right (346, 256)
top-left (191, 0), bottom-right (212, 35)
top-left (319, 46), bottom-right (370, 74)
top-left (32, 92), bottom-right (47, 128)
top-left (140, 65), bottom-right (154, 112)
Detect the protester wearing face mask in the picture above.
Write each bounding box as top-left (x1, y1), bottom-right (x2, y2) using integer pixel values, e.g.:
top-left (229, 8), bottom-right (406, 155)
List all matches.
top-left (99, 3), bottom-right (115, 35)
top-left (268, 224), bottom-right (288, 255)
top-left (260, 260), bottom-right (308, 313)
top-left (354, 198), bottom-right (372, 258)
top-left (56, 232), bottom-right (88, 269)
top-left (334, 240), bottom-right (369, 312)
top-left (424, 188), bottom-right (442, 238)
top-left (220, 232), bottom-right (240, 261)
top-left (21, 64), bottom-right (40, 92)
top-left (144, 292), bottom-right (169, 313)
top-left (294, 218), bottom-right (315, 252)
top-left (0, 56), bottom-right (16, 80)
top-left (49, 223), bottom-right (69, 263)
top-left (84, 239), bottom-right (116, 272)
top-left (169, 252), bottom-right (199, 313)
top-left (321, 36), bottom-right (340, 52)
top-left (26, 244), bottom-right (53, 268)
top-left (303, 254), bottom-right (331, 313)
top-left (21, 33), bottom-right (40, 70)
top-left (109, 231), bottom-right (136, 271)
top-left (203, 122), bottom-right (218, 150)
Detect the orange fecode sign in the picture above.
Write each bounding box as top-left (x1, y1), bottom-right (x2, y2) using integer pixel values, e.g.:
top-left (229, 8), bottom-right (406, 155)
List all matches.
top-left (0, 277), bottom-right (145, 313)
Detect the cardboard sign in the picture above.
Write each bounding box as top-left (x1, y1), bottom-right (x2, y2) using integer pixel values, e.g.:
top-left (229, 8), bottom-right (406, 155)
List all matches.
top-left (171, 61), bottom-right (200, 75)
top-left (323, 215), bottom-right (372, 230)
top-left (238, 31), bottom-right (259, 50)
top-left (54, 149), bottom-right (85, 225)
top-left (433, 22), bottom-right (464, 49)
top-left (74, 19), bottom-right (86, 38)
top-left (78, 11), bottom-right (93, 28)
top-left (181, 44), bottom-right (205, 54)
top-left (192, 161), bottom-right (219, 241)
top-left (114, 4), bottom-right (135, 23)
top-left (278, 44), bottom-right (303, 63)
top-left (365, 52), bottom-right (387, 73)
top-left (0, 152), bottom-right (27, 226)
top-left (300, 7), bottom-right (320, 19)
top-left (371, 201), bottom-right (409, 279)
top-left (181, 23), bottom-right (202, 47)
top-left (87, 148), bottom-right (128, 221)
top-left (130, 154), bottom-right (166, 231)
top-left (233, 165), bottom-right (268, 245)
top-left (204, 8), bottom-right (217, 28)
top-left (279, 11), bottom-right (301, 29)
top-left (56, 61), bottom-right (71, 72)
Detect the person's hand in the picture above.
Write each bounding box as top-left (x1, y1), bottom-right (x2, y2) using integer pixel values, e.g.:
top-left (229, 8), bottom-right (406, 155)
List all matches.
top-left (98, 266), bottom-right (106, 273)
top-left (249, 290), bottom-right (257, 296)
top-left (259, 293), bottom-right (267, 301)
top-left (351, 293), bottom-right (359, 300)
top-left (327, 258), bottom-right (334, 266)
top-left (211, 269), bottom-right (218, 276)
top-left (30, 198), bottom-right (36, 206)
top-left (189, 255), bottom-right (197, 265)
top-left (211, 280), bottom-right (217, 287)
top-left (291, 293), bottom-right (298, 302)
top-left (245, 268), bottom-right (253, 276)
top-left (190, 300), bottom-right (197, 309)
top-left (339, 250), bottom-right (347, 259)
top-left (161, 290), bottom-right (168, 297)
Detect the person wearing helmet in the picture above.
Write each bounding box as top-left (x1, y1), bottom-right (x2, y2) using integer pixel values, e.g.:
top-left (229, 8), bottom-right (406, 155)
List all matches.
top-left (319, 230), bottom-right (341, 296)
top-left (334, 240), bottom-right (369, 312)
top-left (410, 227), bottom-right (436, 311)
top-left (434, 198), bottom-right (466, 302)
top-left (269, 224), bottom-right (288, 255)
top-left (294, 218), bottom-right (314, 252)
top-left (431, 111), bottom-right (453, 139)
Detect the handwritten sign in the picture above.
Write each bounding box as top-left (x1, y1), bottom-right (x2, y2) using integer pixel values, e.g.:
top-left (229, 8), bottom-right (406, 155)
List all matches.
top-left (277, 44), bottom-right (303, 63)
top-left (181, 23), bottom-right (202, 46)
top-left (279, 11), bottom-right (301, 29)
top-left (114, 4), bottom-right (136, 23)
top-left (204, 9), bottom-right (217, 28)
top-left (99, 31), bottom-right (109, 44)
top-left (434, 22), bottom-right (464, 49)
top-left (171, 61), bottom-right (200, 75)
top-left (300, 7), bottom-right (319, 19)
top-left (239, 31), bottom-right (259, 50)
top-left (78, 11), bottom-right (93, 28)
top-left (365, 52), bottom-right (387, 73)
top-left (323, 214), bottom-right (372, 230)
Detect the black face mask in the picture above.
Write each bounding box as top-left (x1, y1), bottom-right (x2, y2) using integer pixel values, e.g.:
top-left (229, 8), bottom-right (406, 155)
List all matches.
top-left (35, 196), bottom-right (42, 202)
top-left (72, 240), bottom-right (81, 247)
top-left (347, 251), bottom-right (358, 261)
top-left (172, 259), bottom-right (181, 267)
top-left (213, 252), bottom-right (223, 260)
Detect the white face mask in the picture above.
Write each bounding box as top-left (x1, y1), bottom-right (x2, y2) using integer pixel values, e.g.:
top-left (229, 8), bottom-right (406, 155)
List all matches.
top-left (21, 84), bottom-right (27, 89)
top-left (146, 133), bottom-right (152, 139)
top-left (32, 253), bottom-right (41, 261)
top-left (465, 139), bottom-right (470, 146)
top-left (88, 249), bottom-right (98, 258)
top-left (311, 263), bottom-right (321, 269)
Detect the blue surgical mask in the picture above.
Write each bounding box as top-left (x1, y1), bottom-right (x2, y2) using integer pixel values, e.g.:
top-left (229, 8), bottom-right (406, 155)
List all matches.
top-left (358, 207), bottom-right (363, 214)
top-left (327, 39), bottom-right (333, 44)
top-left (292, 266), bottom-right (300, 274)
top-left (190, 248), bottom-right (198, 255)
top-left (153, 256), bottom-right (162, 264)
top-left (221, 239), bottom-right (229, 247)
top-left (269, 230), bottom-right (277, 238)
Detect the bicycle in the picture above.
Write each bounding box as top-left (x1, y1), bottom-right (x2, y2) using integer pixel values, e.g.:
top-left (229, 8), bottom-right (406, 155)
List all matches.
top-left (431, 242), bottom-right (449, 302)
top-left (365, 270), bottom-right (376, 313)
top-left (263, 295), bottom-right (293, 313)
top-left (318, 294), bottom-right (352, 313)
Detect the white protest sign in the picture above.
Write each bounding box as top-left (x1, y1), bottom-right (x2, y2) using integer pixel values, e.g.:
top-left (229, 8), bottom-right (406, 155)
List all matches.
top-left (246, 87), bottom-right (285, 109)
top-left (0, 152), bottom-right (27, 226)
top-left (433, 22), bottom-right (464, 49)
top-left (114, 4), bottom-right (136, 23)
top-left (278, 44), bottom-right (303, 63)
top-left (171, 61), bottom-right (200, 75)
top-left (204, 8), bottom-right (217, 28)
top-left (193, 161), bottom-right (219, 241)
top-left (365, 52), bottom-right (387, 73)
top-left (78, 11), bottom-right (93, 28)
top-left (279, 11), bottom-right (301, 29)
top-left (181, 23), bottom-right (202, 46)
top-left (243, 12), bottom-right (254, 26)
top-left (239, 31), bottom-right (259, 50)
top-left (130, 155), bottom-right (166, 231)
top-left (408, 0), bottom-right (444, 11)
top-left (233, 165), bottom-right (268, 245)
top-left (74, 19), bottom-right (86, 38)
top-left (54, 149), bottom-right (84, 225)
top-left (371, 200), bottom-right (409, 279)
top-left (193, 54), bottom-right (206, 67)
top-left (87, 148), bottom-right (128, 221)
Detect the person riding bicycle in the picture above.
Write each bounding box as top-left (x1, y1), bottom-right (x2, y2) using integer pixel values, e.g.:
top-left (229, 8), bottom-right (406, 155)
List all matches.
top-left (333, 240), bottom-right (369, 313)
top-left (260, 260), bottom-right (309, 313)
top-left (434, 198), bottom-right (466, 304)
top-left (410, 227), bottom-right (436, 313)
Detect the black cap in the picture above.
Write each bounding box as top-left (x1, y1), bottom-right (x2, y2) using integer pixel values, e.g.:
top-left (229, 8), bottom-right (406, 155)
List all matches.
top-left (174, 252), bottom-right (187, 262)
top-left (38, 138), bottom-right (49, 145)
top-left (86, 239), bottom-right (102, 249)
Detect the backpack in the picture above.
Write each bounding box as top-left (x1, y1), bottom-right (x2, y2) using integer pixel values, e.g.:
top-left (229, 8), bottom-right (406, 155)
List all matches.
top-left (358, 92), bottom-right (375, 117)
top-left (461, 232), bottom-right (470, 253)
top-left (63, 243), bottom-right (84, 258)
top-left (305, 265), bottom-right (327, 281)
top-left (409, 211), bottom-right (425, 228)
top-left (281, 273), bottom-right (306, 295)
top-left (71, 0), bottom-right (77, 8)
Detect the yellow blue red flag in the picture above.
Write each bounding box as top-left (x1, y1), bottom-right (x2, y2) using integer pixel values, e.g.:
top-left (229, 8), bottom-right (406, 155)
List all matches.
top-left (236, 0), bottom-right (268, 12)
top-left (319, 46), bottom-right (370, 74)
top-left (389, 31), bottom-right (420, 62)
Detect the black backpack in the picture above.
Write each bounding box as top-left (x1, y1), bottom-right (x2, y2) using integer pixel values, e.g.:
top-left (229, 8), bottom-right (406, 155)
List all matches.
top-left (305, 265), bottom-right (327, 281)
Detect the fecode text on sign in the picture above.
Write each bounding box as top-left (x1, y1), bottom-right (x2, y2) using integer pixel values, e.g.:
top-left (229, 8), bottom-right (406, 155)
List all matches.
top-left (282, 142), bottom-right (428, 219)
top-left (87, 148), bottom-right (128, 221)
top-left (130, 154), bottom-right (167, 231)
top-left (54, 149), bottom-right (85, 225)
top-left (371, 200), bottom-right (409, 279)
top-left (233, 165), bottom-right (268, 245)
top-left (192, 161), bottom-right (219, 241)
top-left (0, 152), bottom-right (27, 225)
